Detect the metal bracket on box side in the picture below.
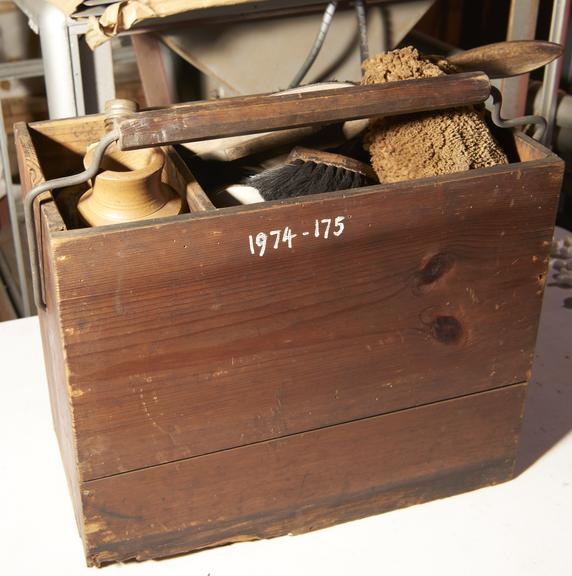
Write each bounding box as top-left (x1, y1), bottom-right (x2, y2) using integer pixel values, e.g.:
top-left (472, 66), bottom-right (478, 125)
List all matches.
top-left (24, 130), bottom-right (119, 310)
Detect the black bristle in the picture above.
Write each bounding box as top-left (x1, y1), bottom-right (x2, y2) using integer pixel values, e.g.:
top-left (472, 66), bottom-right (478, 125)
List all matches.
top-left (337, 167), bottom-right (354, 191)
top-left (312, 163), bottom-right (335, 194)
top-left (247, 158), bottom-right (373, 201)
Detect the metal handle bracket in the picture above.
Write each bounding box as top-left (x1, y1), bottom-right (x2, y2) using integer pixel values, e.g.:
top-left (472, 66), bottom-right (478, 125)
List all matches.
top-left (25, 129), bottom-right (119, 310)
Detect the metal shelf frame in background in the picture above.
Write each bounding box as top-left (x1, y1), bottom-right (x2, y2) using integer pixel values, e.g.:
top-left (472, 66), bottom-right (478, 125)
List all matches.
top-left (0, 58), bottom-right (44, 317)
top-left (13, 0), bottom-right (116, 119)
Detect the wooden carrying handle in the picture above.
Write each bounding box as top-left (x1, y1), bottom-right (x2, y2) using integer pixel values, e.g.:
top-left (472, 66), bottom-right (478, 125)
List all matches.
top-left (117, 71), bottom-right (491, 151)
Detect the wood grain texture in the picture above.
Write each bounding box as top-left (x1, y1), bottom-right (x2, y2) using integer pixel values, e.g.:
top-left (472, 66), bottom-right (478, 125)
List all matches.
top-left (81, 383), bottom-right (526, 566)
top-left (117, 72), bottom-right (491, 150)
top-left (515, 131), bottom-right (549, 162)
top-left (39, 209), bottom-right (86, 537)
top-left (44, 142), bottom-right (562, 481)
top-left (23, 116), bottom-right (106, 181)
top-left (15, 122), bottom-right (86, 529)
top-left (132, 33), bottom-right (175, 108)
top-left (163, 147), bottom-right (215, 212)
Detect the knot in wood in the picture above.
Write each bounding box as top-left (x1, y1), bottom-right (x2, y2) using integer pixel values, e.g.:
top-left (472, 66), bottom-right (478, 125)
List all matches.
top-left (431, 315), bottom-right (463, 345)
top-left (418, 253), bottom-right (455, 286)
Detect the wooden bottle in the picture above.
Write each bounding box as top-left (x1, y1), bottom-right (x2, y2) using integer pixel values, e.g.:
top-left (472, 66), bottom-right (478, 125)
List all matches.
top-left (77, 99), bottom-right (183, 227)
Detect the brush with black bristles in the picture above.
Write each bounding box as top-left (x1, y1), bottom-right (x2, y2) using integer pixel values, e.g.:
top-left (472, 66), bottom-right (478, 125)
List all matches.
top-left (222, 147), bottom-right (377, 205)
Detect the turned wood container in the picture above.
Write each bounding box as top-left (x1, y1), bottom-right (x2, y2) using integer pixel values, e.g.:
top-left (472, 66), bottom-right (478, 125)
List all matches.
top-left (15, 104), bottom-right (563, 566)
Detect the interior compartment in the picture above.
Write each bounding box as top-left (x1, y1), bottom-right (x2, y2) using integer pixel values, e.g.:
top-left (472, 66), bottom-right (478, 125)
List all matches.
top-left (24, 113), bottom-right (546, 233)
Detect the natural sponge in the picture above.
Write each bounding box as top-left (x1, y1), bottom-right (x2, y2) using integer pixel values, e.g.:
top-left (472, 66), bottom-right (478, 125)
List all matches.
top-left (362, 46), bottom-right (508, 183)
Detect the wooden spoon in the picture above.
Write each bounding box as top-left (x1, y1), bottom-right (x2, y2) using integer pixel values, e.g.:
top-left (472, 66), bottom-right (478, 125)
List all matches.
top-left (446, 40), bottom-right (563, 79)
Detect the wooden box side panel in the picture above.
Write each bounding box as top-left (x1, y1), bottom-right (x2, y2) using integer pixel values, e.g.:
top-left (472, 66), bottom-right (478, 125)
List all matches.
top-left (50, 158), bottom-right (562, 481)
top-left (15, 123), bottom-right (85, 536)
top-left (515, 132), bottom-right (556, 162)
top-left (21, 116), bottom-right (105, 182)
top-left (38, 213), bottom-right (86, 538)
top-left (81, 383), bottom-right (526, 566)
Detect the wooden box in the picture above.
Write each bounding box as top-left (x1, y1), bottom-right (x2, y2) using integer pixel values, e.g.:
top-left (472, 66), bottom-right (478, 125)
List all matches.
top-left (15, 104), bottom-right (563, 566)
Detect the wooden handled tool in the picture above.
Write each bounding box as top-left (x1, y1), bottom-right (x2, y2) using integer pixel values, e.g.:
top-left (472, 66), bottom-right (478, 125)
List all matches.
top-left (115, 71), bottom-right (491, 151)
top-left (447, 40), bottom-right (563, 79)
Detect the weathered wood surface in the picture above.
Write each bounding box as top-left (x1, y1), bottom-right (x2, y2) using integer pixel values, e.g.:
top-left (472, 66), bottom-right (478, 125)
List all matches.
top-left (163, 147), bottom-right (215, 212)
top-left (22, 116), bottom-right (106, 181)
top-left (117, 72), bottom-right (491, 149)
top-left (45, 148), bottom-right (562, 481)
top-left (81, 383), bottom-right (526, 566)
top-left (14, 118), bottom-right (212, 309)
top-left (15, 122), bottom-right (85, 531)
top-left (38, 210), bottom-right (86, 535)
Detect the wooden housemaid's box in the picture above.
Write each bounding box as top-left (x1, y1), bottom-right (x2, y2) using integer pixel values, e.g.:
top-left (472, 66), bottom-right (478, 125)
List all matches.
top-left (15, 88), bottom-right (563, 566)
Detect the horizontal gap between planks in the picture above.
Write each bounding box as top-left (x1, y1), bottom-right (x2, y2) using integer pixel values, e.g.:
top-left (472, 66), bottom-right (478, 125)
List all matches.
top-left (82, 380), bottom-right (527, 484)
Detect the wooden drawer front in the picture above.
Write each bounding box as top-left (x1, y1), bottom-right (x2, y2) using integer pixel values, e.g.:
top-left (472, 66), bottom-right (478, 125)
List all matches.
top-left (51, 159), bottom-right (560, 481)
top-left (81, 383), bottom-right (525, 566)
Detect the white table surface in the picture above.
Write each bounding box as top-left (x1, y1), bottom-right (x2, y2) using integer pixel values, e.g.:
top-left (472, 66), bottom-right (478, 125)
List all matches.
top-left (1, 252), bottom-right (571, 575)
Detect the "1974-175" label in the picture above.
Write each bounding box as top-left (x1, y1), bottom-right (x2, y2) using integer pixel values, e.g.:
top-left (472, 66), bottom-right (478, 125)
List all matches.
top-left (248, 216), bottom-right (346, 257)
